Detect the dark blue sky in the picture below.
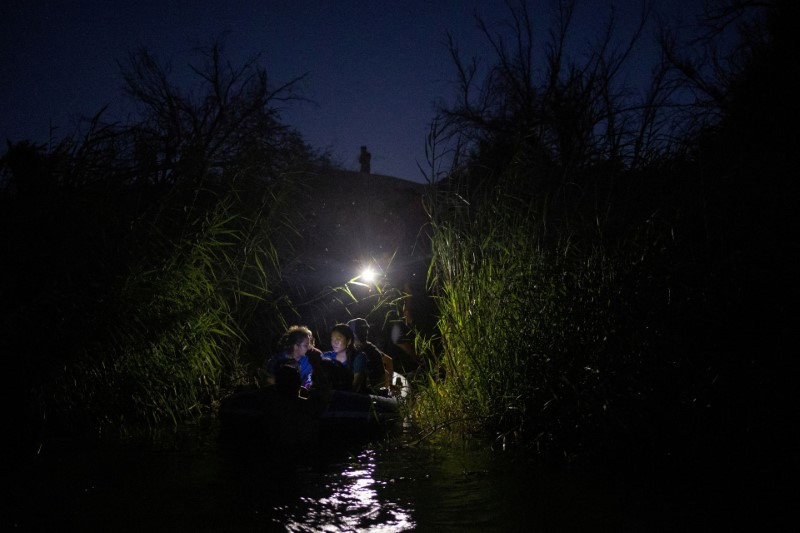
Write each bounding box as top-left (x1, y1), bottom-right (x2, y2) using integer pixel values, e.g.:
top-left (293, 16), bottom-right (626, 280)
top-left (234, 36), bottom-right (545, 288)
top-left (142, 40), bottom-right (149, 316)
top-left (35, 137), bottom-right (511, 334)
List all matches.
top-left (1, 1), bottom-right (700, 183)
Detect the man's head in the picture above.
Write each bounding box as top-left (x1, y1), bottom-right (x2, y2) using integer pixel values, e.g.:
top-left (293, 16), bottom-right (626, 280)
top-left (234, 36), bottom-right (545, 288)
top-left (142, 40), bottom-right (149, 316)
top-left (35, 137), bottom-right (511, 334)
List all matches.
top-left (346, 318), bottom-right (370, 346)
top-left (289, 324), bottom-right (315, 347)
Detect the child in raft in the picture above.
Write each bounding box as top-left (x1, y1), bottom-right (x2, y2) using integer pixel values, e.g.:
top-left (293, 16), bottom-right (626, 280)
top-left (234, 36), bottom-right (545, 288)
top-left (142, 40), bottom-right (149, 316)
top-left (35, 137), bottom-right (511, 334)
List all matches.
top-left (321, 322), bottom-right (389, 394)
top-left (320, 323), bottom-right (367, 392)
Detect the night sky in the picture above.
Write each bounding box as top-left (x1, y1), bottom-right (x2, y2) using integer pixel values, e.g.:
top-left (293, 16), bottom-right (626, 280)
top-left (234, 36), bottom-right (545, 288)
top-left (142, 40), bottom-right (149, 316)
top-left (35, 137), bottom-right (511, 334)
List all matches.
top-left (2, 0), bottom-right (701, 183)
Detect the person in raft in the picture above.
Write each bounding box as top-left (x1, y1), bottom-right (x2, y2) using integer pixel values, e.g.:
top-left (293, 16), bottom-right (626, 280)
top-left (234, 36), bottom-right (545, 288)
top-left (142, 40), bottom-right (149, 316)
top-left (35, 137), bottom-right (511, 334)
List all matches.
top-left (261, 327), bottom-right (314, 389)
top-left (305, 325), bottom-right (354, 399)
top-left (289, 324), bottom-right (323, 359)
top-left (321, 323), bottom-right (368, 392)
top-left (347, 318), bottom-right (393, 395)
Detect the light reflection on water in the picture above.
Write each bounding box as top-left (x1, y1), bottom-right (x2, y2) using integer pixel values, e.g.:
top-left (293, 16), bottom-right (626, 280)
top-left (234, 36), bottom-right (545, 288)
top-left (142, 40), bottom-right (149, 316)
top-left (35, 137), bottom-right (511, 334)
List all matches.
top-left (281, 451), bottom-right (415, 532)
top-left (259, 437), bottom-right (539, 532)
top-left (11, 420), bottom-right (791, 531)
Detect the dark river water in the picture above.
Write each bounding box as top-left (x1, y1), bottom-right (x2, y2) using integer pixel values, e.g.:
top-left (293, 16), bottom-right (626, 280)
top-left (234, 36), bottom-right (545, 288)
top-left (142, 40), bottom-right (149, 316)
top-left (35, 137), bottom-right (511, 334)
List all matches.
top-left (9, 417), bottom-right (794, 532)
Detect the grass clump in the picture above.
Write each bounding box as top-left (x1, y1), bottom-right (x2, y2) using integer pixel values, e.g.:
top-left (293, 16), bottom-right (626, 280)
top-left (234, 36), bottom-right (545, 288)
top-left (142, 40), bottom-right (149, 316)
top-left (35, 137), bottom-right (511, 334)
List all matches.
top-left (414, 177), bottom-right (625, 457)
top-left (410, 1), bottom-right (796, 462)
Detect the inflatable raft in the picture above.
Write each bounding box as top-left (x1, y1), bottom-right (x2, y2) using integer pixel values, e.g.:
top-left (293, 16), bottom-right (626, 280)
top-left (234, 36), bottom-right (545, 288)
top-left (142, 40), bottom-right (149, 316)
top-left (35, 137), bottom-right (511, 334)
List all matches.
top-left (218, 373), bottom-right (409, 449)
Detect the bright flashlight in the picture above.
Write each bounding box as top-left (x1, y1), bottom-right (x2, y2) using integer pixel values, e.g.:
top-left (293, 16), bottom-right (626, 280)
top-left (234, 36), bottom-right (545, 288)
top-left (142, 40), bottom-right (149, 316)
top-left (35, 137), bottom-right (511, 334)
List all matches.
top-left (360, 266), bottom-right (376, 283)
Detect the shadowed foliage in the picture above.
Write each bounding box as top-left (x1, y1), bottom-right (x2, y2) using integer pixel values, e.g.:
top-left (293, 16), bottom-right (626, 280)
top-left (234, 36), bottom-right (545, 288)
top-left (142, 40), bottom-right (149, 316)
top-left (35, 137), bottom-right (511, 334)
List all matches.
top-left (2, 43), bottom-right (324, 446)
top-left (411, 0), bottom-right (797, 463)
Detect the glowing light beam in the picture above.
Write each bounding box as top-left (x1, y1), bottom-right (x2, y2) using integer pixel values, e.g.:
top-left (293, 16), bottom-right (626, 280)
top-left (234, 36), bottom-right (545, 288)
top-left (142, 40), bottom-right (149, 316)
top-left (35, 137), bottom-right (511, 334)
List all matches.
top-left (360, 266), bottom-right (377, 283)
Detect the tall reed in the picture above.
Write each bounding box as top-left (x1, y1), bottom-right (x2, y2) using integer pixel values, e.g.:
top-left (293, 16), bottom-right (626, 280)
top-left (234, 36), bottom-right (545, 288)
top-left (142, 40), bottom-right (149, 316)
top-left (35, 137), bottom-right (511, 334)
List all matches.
top-left (412, 170), bottom-right (689, 458)
top-left (38, 180), bottom-right (289, 432)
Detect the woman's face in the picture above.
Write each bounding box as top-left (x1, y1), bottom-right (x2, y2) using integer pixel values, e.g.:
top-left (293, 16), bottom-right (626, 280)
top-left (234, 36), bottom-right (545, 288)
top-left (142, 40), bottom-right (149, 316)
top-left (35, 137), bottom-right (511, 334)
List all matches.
top-left (292, 337), bottom-right (310, 359)
top-left (330, 331), bottom-right (350, 354)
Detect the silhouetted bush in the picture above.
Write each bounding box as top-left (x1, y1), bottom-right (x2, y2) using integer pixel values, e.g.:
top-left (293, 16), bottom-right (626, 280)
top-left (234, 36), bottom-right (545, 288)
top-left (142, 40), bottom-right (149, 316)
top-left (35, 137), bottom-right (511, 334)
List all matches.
top-left (412, 0), bottom-right (797, 464)
top-left (1, 43), bottom-right (323, 446)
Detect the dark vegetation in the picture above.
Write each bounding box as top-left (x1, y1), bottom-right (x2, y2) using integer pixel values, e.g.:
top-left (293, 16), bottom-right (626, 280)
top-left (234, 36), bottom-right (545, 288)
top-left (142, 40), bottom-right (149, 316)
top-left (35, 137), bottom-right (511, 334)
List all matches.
top-left (3, 0), bottom-right (796, 469)
top-left (2, 44), bottom-right (326, 448)
top-left (413, 0), bottom-right (798, 465)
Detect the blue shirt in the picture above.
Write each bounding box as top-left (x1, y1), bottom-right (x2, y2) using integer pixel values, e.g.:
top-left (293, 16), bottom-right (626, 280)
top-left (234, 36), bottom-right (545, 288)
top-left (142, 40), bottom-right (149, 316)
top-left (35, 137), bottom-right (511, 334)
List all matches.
top-left (322, 350), bottom-right (370, 392)
top-left (322, 350), bottom-right (366, 373)
top-left (318, 351), bottom-right (355, 390)
top-left (265, 351), bottom-right (313, 388)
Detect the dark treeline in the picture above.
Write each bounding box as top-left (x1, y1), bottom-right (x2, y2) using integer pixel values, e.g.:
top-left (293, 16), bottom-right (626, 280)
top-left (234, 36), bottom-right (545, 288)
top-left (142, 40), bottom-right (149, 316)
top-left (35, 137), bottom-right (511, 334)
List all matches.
top-left (413, 0), bottom-right (797, 464)
top-left (2, 43), bottom-right (329, 448)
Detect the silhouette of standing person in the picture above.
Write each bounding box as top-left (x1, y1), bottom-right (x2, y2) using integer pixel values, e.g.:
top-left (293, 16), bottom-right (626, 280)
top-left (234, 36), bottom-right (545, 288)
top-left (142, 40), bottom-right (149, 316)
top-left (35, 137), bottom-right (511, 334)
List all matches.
top-left (359, 146), bottom-right (371, 174)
